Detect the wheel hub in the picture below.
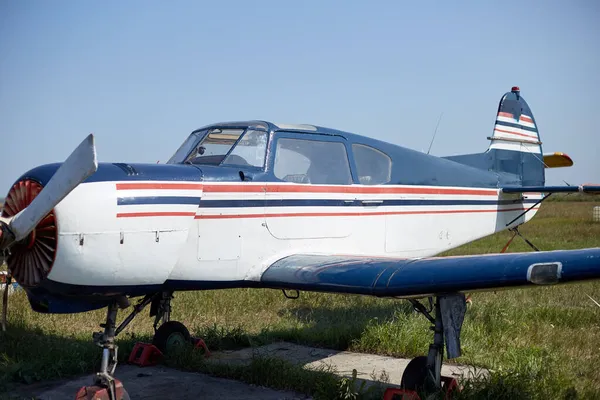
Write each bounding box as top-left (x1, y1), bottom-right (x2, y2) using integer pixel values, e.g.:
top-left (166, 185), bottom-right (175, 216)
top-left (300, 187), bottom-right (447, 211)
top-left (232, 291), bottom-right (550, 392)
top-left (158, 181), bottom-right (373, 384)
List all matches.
top-left (166, 332), bottom-right (185, 351)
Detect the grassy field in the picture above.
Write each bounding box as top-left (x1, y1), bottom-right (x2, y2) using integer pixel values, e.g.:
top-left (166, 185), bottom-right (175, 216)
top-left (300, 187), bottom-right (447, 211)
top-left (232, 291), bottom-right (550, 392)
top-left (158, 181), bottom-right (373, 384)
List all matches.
top-left (1, 200), bottom-right (600, 399)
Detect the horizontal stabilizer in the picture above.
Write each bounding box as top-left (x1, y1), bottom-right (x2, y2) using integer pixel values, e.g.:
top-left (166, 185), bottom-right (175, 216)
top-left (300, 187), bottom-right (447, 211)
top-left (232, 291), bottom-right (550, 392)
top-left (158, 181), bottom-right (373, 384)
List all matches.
top-left (543, 152), bottom-right (573, 168)
top-left (501, 185), bottom-right (600, 194)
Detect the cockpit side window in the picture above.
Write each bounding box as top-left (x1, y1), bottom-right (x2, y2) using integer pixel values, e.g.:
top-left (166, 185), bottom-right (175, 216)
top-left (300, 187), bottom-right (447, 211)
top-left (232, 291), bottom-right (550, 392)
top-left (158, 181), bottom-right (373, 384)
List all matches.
top-left (274, 137), bottom-right (352, 185)
top-left (352, 144), bottom-right (392, 185)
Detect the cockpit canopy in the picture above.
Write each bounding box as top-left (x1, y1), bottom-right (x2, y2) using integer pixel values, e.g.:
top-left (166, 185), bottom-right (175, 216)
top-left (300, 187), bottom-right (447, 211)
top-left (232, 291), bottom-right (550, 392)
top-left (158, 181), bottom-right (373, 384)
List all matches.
top-left (166, 123), bottom-right (394, 186)
top-left (167, 126), bottom-right (268, 168)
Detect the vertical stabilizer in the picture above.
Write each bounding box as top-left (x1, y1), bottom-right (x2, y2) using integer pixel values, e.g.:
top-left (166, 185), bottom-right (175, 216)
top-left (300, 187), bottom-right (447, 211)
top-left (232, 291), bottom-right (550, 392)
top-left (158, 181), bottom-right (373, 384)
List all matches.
top-left (488, 86), bottom-right (544, 186)
top-left (489, 87), bottom-right (541, 153)
top-left (445, 87), bottom-right (546, 187)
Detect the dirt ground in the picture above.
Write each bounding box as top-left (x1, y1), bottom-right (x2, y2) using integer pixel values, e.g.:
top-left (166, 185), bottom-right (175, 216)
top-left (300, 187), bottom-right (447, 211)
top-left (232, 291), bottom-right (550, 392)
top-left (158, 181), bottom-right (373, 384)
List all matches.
top-left (8, 365), bottom-right (309, 400)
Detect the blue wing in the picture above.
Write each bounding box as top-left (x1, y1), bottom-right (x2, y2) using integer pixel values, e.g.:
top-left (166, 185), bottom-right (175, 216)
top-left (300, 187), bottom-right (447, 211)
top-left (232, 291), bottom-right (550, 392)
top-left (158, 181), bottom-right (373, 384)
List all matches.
top-left (259, 248), bottom-right (600, 298)
top-left (501, 185), bottom-right (600, 194)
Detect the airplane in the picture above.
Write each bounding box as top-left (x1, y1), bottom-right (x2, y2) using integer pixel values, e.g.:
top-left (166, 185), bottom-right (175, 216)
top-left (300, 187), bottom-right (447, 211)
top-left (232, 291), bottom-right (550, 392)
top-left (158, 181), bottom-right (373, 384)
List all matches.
top-left (0, 86), bottom-right (599, 400)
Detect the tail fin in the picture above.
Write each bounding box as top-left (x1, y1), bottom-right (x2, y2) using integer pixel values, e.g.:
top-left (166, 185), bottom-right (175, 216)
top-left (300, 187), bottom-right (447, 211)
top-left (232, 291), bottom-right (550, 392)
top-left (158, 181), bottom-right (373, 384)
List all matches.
top-left (488, 86), bottom-right (541, 153)
top-left (445, 86), bottom-right (546, 186)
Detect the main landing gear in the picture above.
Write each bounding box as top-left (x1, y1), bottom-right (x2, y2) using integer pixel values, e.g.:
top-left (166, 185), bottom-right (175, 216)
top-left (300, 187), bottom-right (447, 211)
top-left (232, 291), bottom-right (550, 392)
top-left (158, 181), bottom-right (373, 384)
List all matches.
top-left (149, 291), bottom-right (192, 355)
top-left (384, 293), bottom-right (467, 400)
top-left (76, 291), bottom-right (193, 400)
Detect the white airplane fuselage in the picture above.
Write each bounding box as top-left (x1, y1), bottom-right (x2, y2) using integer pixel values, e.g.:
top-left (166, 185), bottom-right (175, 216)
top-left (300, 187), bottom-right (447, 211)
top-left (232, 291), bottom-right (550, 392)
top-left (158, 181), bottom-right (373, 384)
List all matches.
top-left (46, 179), bottom-right (540, 291)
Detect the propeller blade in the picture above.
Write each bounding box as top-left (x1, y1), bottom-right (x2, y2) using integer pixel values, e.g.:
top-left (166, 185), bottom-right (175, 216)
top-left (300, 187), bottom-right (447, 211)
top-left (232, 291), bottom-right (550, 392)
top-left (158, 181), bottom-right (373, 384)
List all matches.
top-left (9, 134), bottom-right (98, 241)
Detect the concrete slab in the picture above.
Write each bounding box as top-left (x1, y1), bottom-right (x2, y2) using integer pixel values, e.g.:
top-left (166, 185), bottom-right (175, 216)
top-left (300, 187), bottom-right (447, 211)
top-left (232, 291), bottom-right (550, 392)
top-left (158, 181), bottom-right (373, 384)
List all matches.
top-left (9, 365), bottom-right (309, 400)
top-left (210, 342), bottom-right (488, 388)
top-left (8, 342), bottom-right (488, 399)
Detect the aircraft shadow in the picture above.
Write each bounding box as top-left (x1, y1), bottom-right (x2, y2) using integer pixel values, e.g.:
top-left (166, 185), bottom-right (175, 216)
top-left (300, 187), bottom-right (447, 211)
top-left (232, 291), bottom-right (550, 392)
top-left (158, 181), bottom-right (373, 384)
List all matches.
top-left (264, 297), bottom-right (415, 349)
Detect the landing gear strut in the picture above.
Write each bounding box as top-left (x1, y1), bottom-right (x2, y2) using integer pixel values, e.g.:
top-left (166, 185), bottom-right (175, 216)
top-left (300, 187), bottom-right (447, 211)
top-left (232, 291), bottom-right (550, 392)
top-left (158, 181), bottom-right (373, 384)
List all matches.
top-left (392, 293), bottom-right (466, 398)
top-left (403, 298), bottom-right (445, 392)
top-left (151, 291), bottom-right (173, 330)
top-left (76, 301), bottom-right (131, 400)
top-left (76, 291), bottom-right (194, 400)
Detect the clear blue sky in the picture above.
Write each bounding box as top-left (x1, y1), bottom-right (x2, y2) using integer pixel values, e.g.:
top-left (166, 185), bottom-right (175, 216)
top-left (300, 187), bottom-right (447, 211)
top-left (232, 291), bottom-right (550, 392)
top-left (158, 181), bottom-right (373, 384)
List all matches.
top-left (1, 0), bottom-right (598, 194)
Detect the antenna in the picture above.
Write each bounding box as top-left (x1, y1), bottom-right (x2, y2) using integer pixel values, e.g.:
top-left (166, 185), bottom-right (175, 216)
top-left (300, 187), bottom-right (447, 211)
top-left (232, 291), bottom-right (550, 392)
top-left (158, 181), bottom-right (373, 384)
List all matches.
top-left (427, 112), bottom-right (444, 155)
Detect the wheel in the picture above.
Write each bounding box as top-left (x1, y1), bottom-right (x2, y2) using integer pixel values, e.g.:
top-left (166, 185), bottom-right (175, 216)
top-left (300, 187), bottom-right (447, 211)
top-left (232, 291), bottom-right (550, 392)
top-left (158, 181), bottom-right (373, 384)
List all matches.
top-left (152, 320), bottom-right (191, 355)
top-left (401, 355), bottom-right (428, 391)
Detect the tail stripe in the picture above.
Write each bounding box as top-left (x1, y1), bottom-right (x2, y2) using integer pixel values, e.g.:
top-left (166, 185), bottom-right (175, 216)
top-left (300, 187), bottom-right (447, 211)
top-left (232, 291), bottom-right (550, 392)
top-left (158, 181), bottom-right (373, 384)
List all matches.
top-left (520, 115), bottom-right (534, 124)
top-left (495, 113), bottom-right (536, 129)
top-left (493, 127), bottom-right (538, 140)
top-left (497, 113), bottom-right (535, 124)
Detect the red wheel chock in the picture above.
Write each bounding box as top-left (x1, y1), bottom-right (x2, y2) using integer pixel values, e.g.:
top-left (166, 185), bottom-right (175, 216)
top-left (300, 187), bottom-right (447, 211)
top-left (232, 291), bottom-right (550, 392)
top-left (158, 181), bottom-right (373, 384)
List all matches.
top-left (382, 376), bottom-right (460, 400)
top-left (192, 337), bottom-right (211, 357)
top-left (441, 376), bottom-right (460, 399)
top-left (75, 379), bottom-right (127, 400)
top-left (128, 343), bottom-right (163, 367)
top-left (127, 338), bottom-right (210, 367)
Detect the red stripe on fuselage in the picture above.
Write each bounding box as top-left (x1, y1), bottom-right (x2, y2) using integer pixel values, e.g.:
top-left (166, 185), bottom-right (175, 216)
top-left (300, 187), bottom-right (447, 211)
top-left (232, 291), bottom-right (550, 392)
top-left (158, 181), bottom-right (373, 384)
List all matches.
top-left (202, 184), bottom-right (498, 196)
top-left (116, 183), bottom-right (204, 190)
top-left (112, 182), bottom-right (498, 196)
top-left (498, 112), bottom-right (513, 118)
top-left (117, 211), bottom-right (197, 218)
top-left (194, 207), bottom-right (539, 219)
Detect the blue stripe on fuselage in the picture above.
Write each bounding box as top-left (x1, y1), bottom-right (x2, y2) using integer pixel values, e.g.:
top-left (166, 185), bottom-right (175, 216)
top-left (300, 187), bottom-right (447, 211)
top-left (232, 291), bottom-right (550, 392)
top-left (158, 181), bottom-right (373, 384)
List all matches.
top-left (117, 196), bottom-right (202, 206)
top-left (197, 198), bottom-right (540, 208)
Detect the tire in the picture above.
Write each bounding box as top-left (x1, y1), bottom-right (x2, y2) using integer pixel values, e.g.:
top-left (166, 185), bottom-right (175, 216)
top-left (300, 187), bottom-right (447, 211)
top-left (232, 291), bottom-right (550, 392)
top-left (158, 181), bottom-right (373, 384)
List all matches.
top-left (152, 320), bottom-right (191, 355)
top-left (401, 355), bottom-right (428, 391)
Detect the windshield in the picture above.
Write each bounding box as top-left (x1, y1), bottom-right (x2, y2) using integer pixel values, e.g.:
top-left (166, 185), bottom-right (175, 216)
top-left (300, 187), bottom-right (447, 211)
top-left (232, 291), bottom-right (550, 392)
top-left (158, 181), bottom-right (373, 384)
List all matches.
top-left (167, 127), bottom-right (269, 168)
top-left (166, 129), bottom-right (207, 164)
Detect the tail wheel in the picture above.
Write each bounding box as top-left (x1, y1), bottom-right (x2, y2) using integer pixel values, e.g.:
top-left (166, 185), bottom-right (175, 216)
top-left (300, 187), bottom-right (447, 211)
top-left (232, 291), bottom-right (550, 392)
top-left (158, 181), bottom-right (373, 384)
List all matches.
top-left (152, 321), bottom-right (191, 355)
top-left (1, 179), bottom-right (57, 287)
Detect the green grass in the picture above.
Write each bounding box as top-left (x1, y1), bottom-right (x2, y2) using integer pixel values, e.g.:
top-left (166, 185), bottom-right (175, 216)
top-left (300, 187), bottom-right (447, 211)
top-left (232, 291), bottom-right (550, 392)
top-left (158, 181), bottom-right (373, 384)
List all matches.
top-left (2, 200), bottom-right (600, 399)
top-left (547, 192), bottom-right (600, 202)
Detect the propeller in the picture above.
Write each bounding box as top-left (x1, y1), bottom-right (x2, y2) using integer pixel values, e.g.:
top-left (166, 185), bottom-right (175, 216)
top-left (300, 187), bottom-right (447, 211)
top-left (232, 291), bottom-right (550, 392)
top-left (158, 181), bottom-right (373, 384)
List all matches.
top-left (0, 134), bottom-right (98, 331)
top-left (0, 134), bottom-right (98, 251)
